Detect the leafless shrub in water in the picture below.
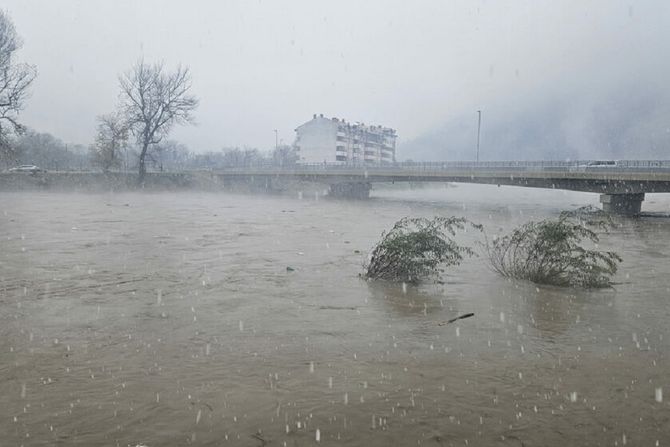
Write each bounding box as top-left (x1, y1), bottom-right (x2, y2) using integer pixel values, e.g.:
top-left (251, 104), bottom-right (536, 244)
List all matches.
top-left (365, 216), bottom-right (482, 284)
top-left (486, 213), bottom-right (621, 288)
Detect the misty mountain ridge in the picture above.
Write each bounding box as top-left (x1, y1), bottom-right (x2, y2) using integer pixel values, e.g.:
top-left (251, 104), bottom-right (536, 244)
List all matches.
top-left (399, 80), bottom-right (670, 162)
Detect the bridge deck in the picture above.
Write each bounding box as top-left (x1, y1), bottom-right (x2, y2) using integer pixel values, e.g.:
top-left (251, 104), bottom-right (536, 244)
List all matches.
top-left (215, 162), bottom-right (670, 194)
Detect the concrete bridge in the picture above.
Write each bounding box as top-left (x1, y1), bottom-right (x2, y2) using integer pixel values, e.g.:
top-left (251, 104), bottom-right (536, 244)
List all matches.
top-left (214, 160), bottom-right (670, 215)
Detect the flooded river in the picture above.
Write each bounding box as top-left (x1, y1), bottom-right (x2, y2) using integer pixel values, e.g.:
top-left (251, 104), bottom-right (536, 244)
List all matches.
top-left (1, 185), bottom-right (669, 446)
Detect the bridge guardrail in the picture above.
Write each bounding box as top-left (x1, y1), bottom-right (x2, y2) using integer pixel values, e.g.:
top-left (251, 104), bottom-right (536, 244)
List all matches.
top-left (212, 160), bottom-right (670, 174)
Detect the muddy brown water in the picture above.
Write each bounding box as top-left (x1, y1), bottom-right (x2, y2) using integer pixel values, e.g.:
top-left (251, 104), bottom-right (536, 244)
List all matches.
top-left (1, 185), bottom-right (669, 446)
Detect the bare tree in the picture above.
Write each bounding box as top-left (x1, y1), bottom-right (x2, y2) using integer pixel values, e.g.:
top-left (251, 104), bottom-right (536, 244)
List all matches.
top-left (0, 11), bottom-right (37, 163)
top-left (118, 59), bottom-right (198, 182)
top-left (271, 144), bottom-right (299, 167)
top-left (90, 112), bottom-right (128, 172)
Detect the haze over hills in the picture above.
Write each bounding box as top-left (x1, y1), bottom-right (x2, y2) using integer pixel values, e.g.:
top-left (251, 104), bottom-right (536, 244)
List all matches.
top-left (399, 79), bottom-right (670, 162)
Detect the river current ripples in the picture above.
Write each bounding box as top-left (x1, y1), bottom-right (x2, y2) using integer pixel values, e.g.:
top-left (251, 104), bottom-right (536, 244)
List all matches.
top-left (1, 185), bottom-right (669, 446)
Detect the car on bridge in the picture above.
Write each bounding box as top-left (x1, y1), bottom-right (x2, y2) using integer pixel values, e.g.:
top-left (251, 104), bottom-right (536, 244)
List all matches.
top-left (7, 165), bottom-right (47, 173)
top-left (569, 160), bottom-right (619, 172)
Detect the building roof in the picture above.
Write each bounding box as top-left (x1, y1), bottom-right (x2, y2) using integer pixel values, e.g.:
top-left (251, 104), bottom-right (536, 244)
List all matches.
top-left (296, 114), bottom-right (396, 135)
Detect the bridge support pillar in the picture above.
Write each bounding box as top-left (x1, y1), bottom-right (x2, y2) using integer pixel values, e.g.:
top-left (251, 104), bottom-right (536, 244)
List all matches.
top-left (599, 193), bottom-right (644, 216)
top-left (328, 182), bottom-right (371, 199)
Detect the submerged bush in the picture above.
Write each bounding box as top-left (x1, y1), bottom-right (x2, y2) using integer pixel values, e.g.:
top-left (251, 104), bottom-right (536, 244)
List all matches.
top-left (365, 216), bottom-right (481, 283)
top-left (486, 214), bottom-right (622, 288)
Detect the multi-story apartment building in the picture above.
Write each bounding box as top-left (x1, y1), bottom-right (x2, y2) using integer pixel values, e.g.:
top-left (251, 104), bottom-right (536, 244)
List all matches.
top-left (294, 114), bottom-right (397, 164)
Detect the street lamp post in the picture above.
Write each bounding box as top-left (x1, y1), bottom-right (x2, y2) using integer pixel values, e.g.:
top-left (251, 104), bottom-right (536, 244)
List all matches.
top-left (476, 110), bottom-right (481, 163)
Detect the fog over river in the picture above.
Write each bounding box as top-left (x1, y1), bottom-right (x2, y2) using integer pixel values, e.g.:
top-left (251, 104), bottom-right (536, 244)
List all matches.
top-left (1, 185), bottom-right (669, 446)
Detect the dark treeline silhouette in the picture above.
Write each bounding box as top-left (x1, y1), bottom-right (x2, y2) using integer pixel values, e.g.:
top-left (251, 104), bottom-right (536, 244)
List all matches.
top-left (7, 130), bottom-right (90, 171)
top-left (3, 129), bottom-right (298, 172)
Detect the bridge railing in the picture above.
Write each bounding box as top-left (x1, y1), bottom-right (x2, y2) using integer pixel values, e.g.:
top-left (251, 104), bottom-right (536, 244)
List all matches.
top-left (213, 160), bottom-right (670, 173)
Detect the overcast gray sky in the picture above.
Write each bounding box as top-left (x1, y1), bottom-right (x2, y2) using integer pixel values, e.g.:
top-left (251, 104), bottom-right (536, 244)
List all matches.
top-left (4, 0), bottom-right (669, 152)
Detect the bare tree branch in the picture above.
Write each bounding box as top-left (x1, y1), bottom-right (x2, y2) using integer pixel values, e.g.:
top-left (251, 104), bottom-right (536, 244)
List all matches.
top-left (0, 10), bottom-right (37, 162)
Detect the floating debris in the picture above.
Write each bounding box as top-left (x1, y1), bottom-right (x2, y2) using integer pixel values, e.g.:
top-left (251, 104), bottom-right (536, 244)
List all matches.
top-left (439, 313), bottom-right (475, 325)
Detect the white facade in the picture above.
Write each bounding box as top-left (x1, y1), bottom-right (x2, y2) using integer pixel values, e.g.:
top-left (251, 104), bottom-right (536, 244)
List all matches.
top-left (294, 114), bottom-right (397, 164)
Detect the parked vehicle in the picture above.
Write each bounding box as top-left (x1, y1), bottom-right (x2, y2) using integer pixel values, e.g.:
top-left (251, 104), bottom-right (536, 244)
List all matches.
top-left (569, 160), bottom-right (619, 172)
top-left (587, 160), bottom-right (618, 168)
top-left (7, 165), bottom-right (47, 173)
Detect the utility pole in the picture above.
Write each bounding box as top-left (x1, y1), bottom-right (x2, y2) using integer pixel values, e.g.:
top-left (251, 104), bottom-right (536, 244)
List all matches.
top-left (476, 110), bottom-right (481, 163)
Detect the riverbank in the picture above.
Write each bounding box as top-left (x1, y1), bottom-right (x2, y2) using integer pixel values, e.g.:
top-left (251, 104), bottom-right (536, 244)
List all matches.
top-left (0, 171), bottom-right (414, 197)
top-left (0, 171), bottom-right (196, 191)
top-left (0, 171), bottom-right (329, 195)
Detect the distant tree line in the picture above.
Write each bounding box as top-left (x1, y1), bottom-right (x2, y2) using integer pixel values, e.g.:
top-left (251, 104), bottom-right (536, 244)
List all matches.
top-left (188, 145), bottom-right (298, 169)
top-left (2, 125), bottom-right (298, 172)
top-left (9, 130), bottom-right (90, 171)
